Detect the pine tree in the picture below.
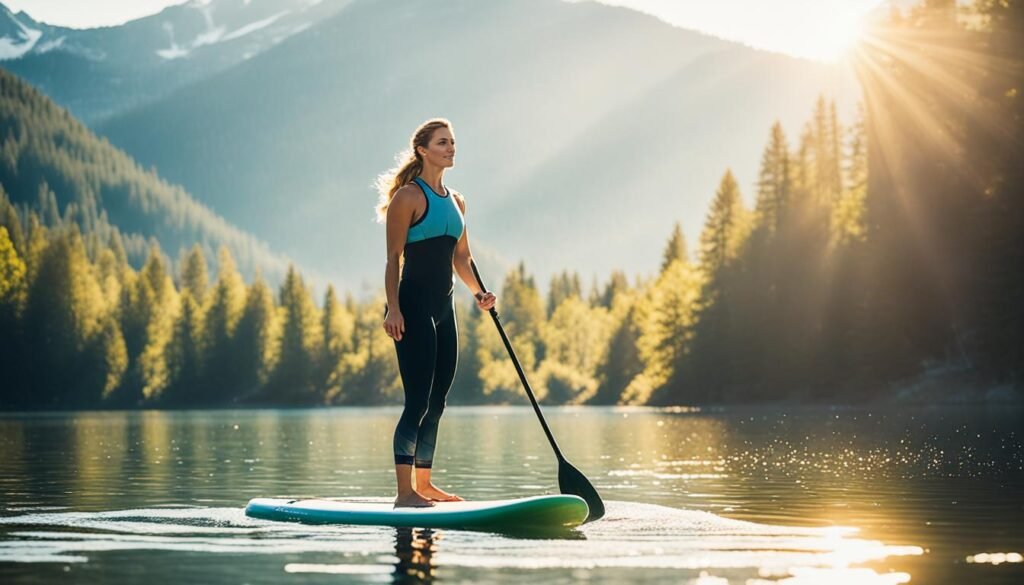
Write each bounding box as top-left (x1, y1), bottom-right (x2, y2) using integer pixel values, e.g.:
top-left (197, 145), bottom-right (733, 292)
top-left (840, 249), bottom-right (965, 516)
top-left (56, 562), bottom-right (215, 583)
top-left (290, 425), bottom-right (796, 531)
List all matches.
top-left (0, 188), bottom-right (25, 254)
top-left (0, 226), bottom-right (27, 406)
top-left (37, 182), bottom-right (60, 228)
top-left (627, 259), bottom-right (704, 404)
top-left (586, 275), bottom-right (601, 307)
top-left (136, 243), bottom-right (179, 401)
top-left (21, 227), bottom-right (108, 406)
top-left (591, 297), bottom-right (643, 404)
top-left (755, 122), bottom-right (793, 235)
top-left (321, 284), bottom-right (355, 398)
top-left (201, 246), bottom-right (246, 403)
top-left (95, 315), bottom-right (127, 400)
top-left (178, 244), bottom-right (209, 306)
top-left (809, 96), bottom-right (843, 205)
top-left (598, 270), bottom-right (630, 309)
top-left (113, 243), bottom-right (177, 404)
top-left (793, 127), bottom-right (815, 206)
top-left (95, 247), bottom-right (124, 312)
top-left (686, 170), bottom-right (752, 402)
top-left (501, 262), bottom-right (545, 338)
top-left (833, 104), bottom-right (868, 245)
top-left (24, 214), bottom-right (48, 286)
top-left (699, 169), bottom-right (747, 275)
top-left (827, 100), bottom-right (844, 202)
top-left (269, 265), bottom-right (323, 404)
top-left (0, 226), bottom-right (25, 314)
top-left (164, 291), bottom-right (205, 404)
top-left (107, 230), bottom-right (128, 268)
top-left (661, 222), bottom-right (689, 273)
top-left (233, 274), bottom-right (280, 400)
top-left (547, 270), bottom-right (582, 316)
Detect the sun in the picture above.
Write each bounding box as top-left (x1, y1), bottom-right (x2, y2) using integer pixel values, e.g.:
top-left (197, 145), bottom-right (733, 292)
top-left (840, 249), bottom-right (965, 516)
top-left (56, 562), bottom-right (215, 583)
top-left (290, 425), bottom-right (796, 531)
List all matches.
top-left (792, 6), bottom-right (869, 62)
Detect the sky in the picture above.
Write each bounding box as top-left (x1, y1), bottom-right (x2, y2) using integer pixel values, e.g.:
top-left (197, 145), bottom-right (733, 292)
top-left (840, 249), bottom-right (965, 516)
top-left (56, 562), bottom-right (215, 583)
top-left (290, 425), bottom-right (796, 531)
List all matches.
top-left (4, 0), bottom-right (884, 61)
top-left (4, 0), bottom-right (190, 29)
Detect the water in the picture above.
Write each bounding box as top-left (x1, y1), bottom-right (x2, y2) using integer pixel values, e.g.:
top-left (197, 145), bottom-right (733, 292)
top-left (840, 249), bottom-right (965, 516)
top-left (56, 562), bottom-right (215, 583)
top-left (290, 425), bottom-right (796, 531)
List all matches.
top-left (0, 405), bottom-right (1021, 584)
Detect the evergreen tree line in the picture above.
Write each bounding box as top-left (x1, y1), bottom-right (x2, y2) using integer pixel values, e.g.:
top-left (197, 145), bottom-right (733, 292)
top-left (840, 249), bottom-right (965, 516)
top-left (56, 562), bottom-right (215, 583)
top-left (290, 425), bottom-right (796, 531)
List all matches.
top-left (0, 183), bottom-right (644, 408)
top-left (655, 0), bottom-right (1024, 402)
top-left (0, 185), bottom-right (400, 408)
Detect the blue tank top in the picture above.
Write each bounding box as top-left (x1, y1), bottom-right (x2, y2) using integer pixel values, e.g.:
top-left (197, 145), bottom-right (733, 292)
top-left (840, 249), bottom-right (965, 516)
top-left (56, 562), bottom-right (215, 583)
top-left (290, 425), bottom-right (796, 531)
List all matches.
top-left (406, 176), bottom-right (465, 244)
top-left (400, 177), bottom-right (466, 296)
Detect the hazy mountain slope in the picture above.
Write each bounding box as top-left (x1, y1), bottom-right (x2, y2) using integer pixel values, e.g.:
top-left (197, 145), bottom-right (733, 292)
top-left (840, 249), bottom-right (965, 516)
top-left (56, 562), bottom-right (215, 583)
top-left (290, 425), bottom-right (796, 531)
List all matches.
top-left (0, 67), bottom-right (296, 284)
top-left (486, 47), bottom-right (852, 276)
top-left (96, 0), bottom-right (858, 290)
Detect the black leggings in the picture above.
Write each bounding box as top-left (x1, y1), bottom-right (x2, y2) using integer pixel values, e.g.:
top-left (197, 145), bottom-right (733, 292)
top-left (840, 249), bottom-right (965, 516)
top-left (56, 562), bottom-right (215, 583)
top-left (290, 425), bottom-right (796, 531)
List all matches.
top-left (386, 280), bottom-right (458, 468)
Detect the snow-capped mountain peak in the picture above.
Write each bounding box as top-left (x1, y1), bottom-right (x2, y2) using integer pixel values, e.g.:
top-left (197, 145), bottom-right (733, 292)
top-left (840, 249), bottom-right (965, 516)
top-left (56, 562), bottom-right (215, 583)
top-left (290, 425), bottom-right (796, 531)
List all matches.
top-left (156, 4), bottom-right (294, 61)
top-left (0, 0), bottom-right (350, 63)
top-left (0, 5), bottom-right (43, 60)
top-left (0, 0), bottom-right (354, 123)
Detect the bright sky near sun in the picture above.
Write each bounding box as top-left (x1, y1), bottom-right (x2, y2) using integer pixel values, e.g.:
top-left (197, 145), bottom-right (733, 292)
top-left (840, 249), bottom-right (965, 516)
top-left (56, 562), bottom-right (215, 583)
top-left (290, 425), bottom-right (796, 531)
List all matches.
top-left (4, 0), bottom-right (883, 61)
top-left (583, 0), bottom-right (885, 61)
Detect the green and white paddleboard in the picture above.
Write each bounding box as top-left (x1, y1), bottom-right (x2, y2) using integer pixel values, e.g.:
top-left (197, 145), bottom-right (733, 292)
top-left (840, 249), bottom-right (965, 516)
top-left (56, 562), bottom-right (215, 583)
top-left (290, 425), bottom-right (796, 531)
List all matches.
top-left (245, 494), bottom-right (589, 530)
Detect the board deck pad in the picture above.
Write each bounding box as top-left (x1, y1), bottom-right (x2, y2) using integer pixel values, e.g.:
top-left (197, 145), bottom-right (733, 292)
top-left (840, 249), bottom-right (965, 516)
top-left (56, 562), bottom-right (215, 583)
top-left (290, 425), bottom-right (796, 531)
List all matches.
top-left (245, 494), bottom-right (589, 530)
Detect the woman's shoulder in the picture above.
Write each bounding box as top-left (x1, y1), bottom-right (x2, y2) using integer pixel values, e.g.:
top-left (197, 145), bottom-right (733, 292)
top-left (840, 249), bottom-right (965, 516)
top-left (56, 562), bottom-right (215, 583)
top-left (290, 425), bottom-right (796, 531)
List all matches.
top-left (451, 190), bottom-right (466, 212)
top-left (392, 183), bottom-right (424, 204)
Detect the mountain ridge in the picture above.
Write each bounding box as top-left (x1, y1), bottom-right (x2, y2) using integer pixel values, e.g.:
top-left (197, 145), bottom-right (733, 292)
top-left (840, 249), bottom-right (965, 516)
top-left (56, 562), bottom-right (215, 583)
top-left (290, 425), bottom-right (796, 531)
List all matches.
top-left (0, 66), bottom-right (309, 289)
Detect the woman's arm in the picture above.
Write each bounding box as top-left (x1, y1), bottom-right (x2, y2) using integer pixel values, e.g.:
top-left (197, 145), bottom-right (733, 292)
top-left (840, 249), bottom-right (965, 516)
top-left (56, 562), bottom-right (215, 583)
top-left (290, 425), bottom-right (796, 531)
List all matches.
top-left (452, 194), bottom-right (496, 310)
top-left (383, 187), bottom-right (416, 340)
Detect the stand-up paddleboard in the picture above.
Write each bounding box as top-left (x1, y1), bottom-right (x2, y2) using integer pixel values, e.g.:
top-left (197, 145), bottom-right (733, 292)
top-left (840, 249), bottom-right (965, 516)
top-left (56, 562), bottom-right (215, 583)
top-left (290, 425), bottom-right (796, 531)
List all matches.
top-left (245, 494), bottom-right (589, 530)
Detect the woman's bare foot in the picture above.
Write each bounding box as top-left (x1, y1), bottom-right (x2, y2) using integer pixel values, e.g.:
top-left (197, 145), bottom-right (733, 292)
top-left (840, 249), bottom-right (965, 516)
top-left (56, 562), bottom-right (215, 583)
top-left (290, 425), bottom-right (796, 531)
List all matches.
top-left (419, 484), bottom-right (464, 502)
top-left (394, 492), bottom-right (435, 508)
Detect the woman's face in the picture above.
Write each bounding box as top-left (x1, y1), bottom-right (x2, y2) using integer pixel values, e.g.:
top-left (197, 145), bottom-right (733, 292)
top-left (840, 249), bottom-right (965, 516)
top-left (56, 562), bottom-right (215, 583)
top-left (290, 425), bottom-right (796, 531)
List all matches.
top-left (418, 127), bottom-right (455, 169)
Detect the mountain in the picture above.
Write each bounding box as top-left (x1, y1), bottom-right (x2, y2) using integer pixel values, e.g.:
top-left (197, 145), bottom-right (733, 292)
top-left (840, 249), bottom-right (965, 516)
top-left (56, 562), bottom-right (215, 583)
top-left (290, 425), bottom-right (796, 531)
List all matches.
top-left (89, 0), bottom-right (859, 291)
top-left (0, 5), bottom-right (46, 60)
top-left (0, 67), bottom-right (296, 284)
top-left (0, 0), bottom-right (353, 123)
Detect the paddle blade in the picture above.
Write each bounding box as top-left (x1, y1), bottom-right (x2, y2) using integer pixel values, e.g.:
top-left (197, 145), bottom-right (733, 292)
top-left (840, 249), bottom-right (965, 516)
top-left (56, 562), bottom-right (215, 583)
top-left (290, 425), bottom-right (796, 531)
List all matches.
top-left (558, 459), bottom-right (605, 522)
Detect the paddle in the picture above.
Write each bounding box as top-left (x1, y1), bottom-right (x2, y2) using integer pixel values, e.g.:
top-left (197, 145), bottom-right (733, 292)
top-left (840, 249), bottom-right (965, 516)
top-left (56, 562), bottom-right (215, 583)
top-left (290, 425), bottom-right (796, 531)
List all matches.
top-left (470, 259), bottom-right (605, 522)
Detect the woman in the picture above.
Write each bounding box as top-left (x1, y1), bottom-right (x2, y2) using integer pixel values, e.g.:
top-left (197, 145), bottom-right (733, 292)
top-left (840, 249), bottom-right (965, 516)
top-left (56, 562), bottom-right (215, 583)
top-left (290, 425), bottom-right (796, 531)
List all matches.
top-left (376, 118), bottom-right (497, 508)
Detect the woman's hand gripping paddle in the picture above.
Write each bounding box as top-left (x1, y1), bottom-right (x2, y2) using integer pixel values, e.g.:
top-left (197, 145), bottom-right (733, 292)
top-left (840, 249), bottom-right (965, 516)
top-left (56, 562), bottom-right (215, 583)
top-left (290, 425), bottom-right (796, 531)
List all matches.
top-left (471, 260), bottom-right (605, 522)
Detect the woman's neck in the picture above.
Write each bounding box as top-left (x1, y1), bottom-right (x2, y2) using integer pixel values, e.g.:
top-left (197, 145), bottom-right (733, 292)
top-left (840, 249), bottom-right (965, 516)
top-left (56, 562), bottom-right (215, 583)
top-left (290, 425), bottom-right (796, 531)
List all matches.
top-left (419, 166), bottom-right (445, 193)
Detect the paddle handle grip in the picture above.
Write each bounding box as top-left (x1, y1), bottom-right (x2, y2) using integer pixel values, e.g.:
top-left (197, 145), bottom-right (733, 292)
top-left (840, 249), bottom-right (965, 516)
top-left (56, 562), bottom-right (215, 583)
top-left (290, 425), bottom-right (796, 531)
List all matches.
top-left (471, 259), bottom-right (564, 461)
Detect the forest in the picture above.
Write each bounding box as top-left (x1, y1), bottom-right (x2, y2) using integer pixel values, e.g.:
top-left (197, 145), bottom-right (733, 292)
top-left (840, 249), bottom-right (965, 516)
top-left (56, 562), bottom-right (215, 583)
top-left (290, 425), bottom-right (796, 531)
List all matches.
top-left (0, 0), bottom-right (1020, 408)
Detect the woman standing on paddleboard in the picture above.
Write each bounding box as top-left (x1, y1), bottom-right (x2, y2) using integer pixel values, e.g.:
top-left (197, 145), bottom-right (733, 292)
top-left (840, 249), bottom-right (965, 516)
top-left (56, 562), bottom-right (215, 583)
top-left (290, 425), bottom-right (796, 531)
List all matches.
top-left (376, 118), bottom-right (497, 508)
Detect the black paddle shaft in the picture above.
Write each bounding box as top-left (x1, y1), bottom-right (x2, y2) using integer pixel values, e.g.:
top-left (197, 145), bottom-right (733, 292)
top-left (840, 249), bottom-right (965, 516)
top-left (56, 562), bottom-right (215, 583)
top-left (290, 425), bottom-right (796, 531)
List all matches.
top-left (470, 261), bottom-right (564, 460)
top-left (470, 260), bottom-right (605, 521)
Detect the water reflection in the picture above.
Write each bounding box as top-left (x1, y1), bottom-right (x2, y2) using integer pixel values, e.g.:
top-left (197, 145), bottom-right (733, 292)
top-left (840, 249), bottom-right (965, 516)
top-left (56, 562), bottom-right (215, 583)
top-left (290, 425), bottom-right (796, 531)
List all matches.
top-left (393, 527), bottom-right (438, 584)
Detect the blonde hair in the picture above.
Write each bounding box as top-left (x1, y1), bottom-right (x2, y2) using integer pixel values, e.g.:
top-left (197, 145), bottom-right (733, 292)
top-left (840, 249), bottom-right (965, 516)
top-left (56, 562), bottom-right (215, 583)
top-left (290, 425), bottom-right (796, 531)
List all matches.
top-left (374, 118), bottom-right (453, 223)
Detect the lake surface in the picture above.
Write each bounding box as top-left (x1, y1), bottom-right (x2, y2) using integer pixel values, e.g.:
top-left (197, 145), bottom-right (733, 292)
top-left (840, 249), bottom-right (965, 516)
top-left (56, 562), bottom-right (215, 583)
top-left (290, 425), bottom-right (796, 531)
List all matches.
top-left (1, 405), bottom-right (1021, 584)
